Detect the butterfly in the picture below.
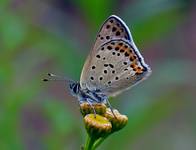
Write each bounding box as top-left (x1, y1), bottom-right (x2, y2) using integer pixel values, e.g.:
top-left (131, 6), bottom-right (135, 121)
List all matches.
top-left (44, 15), bottom-right (151, 114)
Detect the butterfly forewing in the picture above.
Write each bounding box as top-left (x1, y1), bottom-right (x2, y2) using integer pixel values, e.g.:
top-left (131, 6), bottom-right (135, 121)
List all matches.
top-left (80, 15), bottom-right (151, 96)
top-left (92, 15), bottom-right (132, 51)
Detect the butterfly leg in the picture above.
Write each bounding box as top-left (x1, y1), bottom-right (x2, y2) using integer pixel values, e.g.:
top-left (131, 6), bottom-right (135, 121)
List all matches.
top-left (105, 99), bottom-right (116, 118)
top-left (78, 97), bottom-right (97, 117)
top-left (86, 98), bottom-right (97, 118)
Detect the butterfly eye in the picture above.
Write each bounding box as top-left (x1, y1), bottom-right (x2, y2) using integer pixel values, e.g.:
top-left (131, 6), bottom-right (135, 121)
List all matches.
top-left (72, 85), bottom-right (78, 93)
top-left (69, 83), bottom-right (79, 94)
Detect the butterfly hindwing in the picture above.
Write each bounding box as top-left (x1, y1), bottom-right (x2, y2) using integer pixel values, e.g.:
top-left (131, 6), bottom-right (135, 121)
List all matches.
top-left (81, 39), bottom-right (150, 96)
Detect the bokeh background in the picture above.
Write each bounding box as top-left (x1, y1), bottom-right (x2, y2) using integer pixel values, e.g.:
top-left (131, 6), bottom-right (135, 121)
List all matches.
top-left (0, 0), bottom-right (196, 149)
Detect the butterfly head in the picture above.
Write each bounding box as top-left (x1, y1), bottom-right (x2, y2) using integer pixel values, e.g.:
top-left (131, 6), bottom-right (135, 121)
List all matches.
top-left (69, 81), bottom-right (80, 96)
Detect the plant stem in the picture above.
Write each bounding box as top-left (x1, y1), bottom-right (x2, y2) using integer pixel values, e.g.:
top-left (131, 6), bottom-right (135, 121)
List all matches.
top-left (84, 134), bottom-right (96, 150)
top-left (92, 136), bottom-right (108, 150)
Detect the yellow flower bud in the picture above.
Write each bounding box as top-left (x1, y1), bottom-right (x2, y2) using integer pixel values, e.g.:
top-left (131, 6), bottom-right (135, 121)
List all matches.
top-left (84, 114), bottom-right (112, 138)
top-left (104, 108), bottom-right (128, 132)
top-left (80, 103), bottom-right (107, 116)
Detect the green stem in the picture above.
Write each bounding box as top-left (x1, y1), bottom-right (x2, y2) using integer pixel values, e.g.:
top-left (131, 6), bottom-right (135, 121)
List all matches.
top-left (84, 134), bottom-right (96, 150)
top-left (92, 135), bottom-right (108, 150)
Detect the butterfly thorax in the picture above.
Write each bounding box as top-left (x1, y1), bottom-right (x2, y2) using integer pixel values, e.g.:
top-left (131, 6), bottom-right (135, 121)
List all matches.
top-left (69, 82), bottom-right (107, 104)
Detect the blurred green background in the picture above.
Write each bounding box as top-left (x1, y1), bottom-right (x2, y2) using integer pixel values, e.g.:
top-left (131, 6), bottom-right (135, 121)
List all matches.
top-left (0, 0), bottom-right (196, 149)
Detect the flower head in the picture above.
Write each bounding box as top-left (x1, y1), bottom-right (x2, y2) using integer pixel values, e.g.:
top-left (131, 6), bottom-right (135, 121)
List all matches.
top-left (80, 101), bottom-right (128, 149)
top-left (104, 108), bottom-right (128, 132)
top-left (80, 103), bottom-right (107, 116)
top-left (84, 114), bottom-right (112, 138)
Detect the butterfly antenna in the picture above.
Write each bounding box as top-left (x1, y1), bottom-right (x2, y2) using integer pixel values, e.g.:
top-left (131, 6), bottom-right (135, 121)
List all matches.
top-left (42, 73), bottom-right (71, 82)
